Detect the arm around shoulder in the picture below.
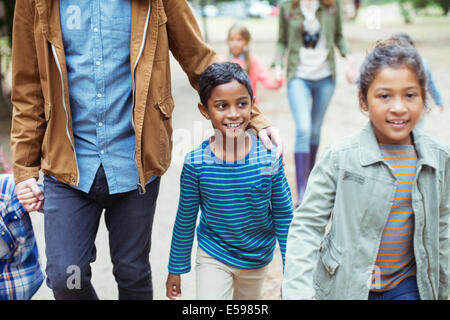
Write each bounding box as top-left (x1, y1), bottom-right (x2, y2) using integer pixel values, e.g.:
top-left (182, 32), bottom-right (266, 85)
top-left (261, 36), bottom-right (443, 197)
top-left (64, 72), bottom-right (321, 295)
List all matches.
top-left (164, 0), bottom-right (218, 91)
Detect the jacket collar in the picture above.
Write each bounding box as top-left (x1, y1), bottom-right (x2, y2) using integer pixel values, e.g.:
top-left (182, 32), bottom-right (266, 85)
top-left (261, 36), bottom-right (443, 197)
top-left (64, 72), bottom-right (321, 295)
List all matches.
top-left (34, 0), bottom-right (153, 52)
top-left (35, 0), bottom-right (62, 46)
top-left (359, 122), bottom-right (438, 169)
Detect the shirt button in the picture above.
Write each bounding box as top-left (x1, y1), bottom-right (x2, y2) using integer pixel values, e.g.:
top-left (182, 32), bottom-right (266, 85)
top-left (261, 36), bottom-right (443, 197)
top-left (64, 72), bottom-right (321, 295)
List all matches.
top-left (1, 231), bottom-right (4, 236)
top-left (93, 27), bottom-right (99, 33)
top-left (13, 216), bottom-right (17, 220)
top-left (100, 150), bottom-right (105, 155)
top-left (97, 93), bottom-right (102, 98)
top-left (96, 61), bottom-right (101, 66)
top-left (98, 122), bottom-right (103, 127)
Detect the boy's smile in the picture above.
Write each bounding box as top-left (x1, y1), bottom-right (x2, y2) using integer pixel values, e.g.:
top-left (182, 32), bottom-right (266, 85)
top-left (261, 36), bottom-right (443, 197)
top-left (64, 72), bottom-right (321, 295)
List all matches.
top-left (199, 79), bottom-right (252, 141)
top-left (361, 66), bottom-right (424, 145)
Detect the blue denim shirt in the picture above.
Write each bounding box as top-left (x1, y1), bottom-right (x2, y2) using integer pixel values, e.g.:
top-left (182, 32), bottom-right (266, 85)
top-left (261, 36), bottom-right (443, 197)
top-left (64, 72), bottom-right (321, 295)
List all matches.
top-left (60, 0), bottom-right (153, 194)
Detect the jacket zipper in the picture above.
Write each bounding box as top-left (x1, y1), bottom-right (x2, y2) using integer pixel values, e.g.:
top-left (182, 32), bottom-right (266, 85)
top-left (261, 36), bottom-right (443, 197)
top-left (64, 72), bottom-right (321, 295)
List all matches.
top-left (414, 165), bottom-right (437, 299)
top-left (132, 0), bottom-right (152, 194)
top-left (51, 44), bottom-right (80, 185)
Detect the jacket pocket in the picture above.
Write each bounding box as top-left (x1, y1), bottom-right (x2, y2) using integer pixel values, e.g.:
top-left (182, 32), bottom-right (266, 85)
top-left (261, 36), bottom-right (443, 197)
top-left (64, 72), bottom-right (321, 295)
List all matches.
top-left (156, 95), bottom-right (175, 166)
top-left (313, 233), bottom-right (341, 296)
top-left (42, 102), bottom-right (52, 165)
top-left (156, 95), bottom-right (174, 119)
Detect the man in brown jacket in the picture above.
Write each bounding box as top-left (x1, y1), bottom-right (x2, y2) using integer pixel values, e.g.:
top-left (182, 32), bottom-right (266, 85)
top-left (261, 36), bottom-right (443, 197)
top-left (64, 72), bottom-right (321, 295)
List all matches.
top-left (11, 0), bottom-right (283, 299)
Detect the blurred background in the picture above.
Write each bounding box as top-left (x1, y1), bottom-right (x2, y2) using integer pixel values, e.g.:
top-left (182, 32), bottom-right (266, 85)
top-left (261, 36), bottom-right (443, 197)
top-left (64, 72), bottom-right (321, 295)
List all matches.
top-left (0, 0), bottom-right (449, 299)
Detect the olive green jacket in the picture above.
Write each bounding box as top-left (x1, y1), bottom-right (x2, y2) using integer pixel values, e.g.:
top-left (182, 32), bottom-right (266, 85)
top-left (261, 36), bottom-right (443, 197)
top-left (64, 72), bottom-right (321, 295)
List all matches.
top-left (283, 123), bottom-right (450, 300)
top-left (273, 0), bottom-right (351, 83)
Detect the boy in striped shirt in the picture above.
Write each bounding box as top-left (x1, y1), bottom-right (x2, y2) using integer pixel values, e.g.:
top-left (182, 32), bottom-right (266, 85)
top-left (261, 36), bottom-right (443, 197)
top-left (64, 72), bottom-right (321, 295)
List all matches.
top-left (166, 62), bottom-right (293, 300)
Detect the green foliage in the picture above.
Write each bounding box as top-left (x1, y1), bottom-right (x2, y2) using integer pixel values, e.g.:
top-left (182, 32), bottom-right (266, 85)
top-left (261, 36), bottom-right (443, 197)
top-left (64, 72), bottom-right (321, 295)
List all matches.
top-left (0, 0), bottom-right (14, 47)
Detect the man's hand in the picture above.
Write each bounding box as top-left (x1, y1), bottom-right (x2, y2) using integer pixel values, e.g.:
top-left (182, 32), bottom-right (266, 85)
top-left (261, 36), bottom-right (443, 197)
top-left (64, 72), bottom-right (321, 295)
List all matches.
top-left (16, 177), bottom-right (44, 212)
top-left (258, 126), bottom-right (286, 166)
top-left (166, 273), bottom-right (181, 300)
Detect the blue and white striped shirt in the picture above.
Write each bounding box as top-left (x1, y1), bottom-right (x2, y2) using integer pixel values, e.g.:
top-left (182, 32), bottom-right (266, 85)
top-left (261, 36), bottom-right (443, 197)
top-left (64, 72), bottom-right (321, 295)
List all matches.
top-left (168, 134), bottom-right (293, 274)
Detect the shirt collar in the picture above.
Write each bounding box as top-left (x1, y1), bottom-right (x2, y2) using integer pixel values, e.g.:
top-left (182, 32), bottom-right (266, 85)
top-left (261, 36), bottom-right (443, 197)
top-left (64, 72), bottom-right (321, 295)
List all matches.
top-left (359, 122), bottom-right (438, 169)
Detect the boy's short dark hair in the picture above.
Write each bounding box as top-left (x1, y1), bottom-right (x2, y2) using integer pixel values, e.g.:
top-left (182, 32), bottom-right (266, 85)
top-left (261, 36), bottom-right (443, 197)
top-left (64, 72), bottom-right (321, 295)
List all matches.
top-left (199, 62), bottom-right (254, 106)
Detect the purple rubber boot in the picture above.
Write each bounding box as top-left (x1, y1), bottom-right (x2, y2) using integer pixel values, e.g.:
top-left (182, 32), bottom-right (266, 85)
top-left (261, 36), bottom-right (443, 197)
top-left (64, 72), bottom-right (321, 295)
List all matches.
top-left (310, 144), bottom-right (319, 172)
top-left (294, 152), bottom-right (310, 208)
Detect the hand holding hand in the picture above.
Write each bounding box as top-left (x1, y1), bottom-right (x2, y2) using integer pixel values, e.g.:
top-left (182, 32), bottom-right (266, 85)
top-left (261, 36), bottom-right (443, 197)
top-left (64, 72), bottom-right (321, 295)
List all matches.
top-left (274, 65), bottom-right (283, 82)
top-left (16, 178), bottom-right (44, 212)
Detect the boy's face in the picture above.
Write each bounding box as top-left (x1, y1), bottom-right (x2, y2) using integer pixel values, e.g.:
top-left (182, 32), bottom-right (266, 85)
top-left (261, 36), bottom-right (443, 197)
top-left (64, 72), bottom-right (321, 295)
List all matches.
top-left (361, 66), bottom-right (424, 145)
top-left (198, 79), bottom-right (252, 140)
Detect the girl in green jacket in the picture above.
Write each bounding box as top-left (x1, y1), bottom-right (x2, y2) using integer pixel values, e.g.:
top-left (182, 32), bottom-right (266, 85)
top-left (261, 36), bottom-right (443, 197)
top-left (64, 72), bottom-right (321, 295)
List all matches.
top-left (283, 37), bottom-right (449, 300)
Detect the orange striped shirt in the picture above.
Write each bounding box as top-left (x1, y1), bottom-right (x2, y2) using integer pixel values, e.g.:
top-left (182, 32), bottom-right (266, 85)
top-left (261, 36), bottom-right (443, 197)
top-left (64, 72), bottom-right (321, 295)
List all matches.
top-left (371, 144), bottom-right (417, 292)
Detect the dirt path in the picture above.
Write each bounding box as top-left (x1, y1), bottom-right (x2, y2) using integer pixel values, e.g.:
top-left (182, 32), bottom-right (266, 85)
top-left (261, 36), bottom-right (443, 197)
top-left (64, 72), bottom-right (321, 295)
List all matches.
top-left (0, 7), bottom-right (447, 300)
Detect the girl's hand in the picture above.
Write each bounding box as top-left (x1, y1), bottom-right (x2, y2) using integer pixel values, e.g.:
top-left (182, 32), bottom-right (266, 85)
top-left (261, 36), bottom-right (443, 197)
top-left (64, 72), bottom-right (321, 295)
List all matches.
top-left (166, 273), bottom-right (182, 300)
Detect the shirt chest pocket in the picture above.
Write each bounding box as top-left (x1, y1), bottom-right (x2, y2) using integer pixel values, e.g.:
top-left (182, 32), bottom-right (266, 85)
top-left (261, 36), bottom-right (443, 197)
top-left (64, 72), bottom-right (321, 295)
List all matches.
top-left (248, 177), bottom-right (272, 207)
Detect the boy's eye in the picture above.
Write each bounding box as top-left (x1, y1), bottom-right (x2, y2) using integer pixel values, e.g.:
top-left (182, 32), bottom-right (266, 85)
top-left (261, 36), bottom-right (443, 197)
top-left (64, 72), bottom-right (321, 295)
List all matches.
top-left (380, 94), bottom-right (390, 100)
top-left (238, 101), bottom-right (249, 107)
top-left (405, 92), bottom-right (417, 99)
top-left (216, 103), bottom-right (227, 109)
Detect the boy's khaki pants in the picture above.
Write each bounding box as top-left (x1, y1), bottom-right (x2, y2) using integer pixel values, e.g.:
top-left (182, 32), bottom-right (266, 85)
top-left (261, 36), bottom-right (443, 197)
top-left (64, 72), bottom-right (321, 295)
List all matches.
top-left (195, 247), bottom-right (269, 300)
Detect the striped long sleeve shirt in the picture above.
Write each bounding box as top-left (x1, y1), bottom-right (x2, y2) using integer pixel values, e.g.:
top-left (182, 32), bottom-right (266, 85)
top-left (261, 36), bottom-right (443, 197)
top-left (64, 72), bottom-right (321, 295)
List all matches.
top-left (168, 134), bottom-right (293, 274)
top-left (370, 144), bottom-right (418, 291)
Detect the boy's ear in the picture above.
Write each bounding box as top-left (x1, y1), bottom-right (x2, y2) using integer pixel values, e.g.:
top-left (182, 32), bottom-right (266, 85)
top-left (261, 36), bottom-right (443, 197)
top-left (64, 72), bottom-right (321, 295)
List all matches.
top-left (198, 102), bottom-right (210, 120)
top-left (358, 91), bottom-right (369, 112)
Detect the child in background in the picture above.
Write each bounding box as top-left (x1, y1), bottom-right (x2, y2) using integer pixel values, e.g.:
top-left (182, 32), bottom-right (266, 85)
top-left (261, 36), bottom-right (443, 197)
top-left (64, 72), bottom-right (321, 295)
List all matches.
top-left (1, 155), bottom-right (44, 299)
top-left (282, 37), bottom-right (449, 300)
top-left (226, 24), bottom-right (283, 103)
top-left (166, 62), bottom-right (293, 300)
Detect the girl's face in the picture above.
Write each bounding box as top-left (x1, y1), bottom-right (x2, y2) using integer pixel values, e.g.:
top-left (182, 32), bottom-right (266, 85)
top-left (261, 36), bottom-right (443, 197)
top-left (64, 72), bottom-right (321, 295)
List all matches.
top-left (361, 66), bottom-right (424, 145)
top-left (227, 31), bottom-right (248, 58)
top-left (198, 79), bottom-right (252, 141)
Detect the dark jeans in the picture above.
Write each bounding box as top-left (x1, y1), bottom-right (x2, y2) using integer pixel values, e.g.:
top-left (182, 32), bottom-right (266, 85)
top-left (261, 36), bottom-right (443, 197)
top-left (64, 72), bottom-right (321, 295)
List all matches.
top-left (368, 276), bottom-right (421, 300)
top-left (43, 166), bottom-right (160, 300)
